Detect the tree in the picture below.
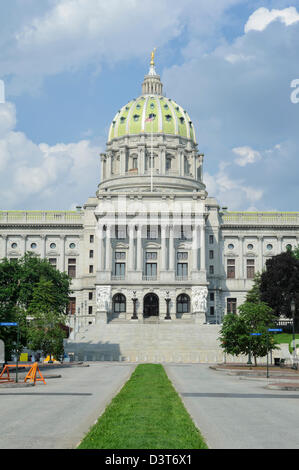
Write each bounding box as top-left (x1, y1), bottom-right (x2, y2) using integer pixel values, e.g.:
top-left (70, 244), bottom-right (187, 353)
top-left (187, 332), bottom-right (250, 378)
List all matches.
top-left (260, 252), bottom-right (299, 318)
top-left (26, 278), bottom-right (68, 360)
top-left (219, 301), bottom-right (278, 366)
top-left (246, 272), bottom-right (262, 304)
top-left (0, 253), bottom-right (72, 359)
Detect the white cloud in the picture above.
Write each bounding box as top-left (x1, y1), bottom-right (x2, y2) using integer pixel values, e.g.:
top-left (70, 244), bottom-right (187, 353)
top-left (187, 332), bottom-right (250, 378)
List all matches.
top-left (233, 146), bottom-right (261, 166)
top-left (244, 7), bottom-right (299, 33)
top-left (0, 97), bottom-right (99, 208)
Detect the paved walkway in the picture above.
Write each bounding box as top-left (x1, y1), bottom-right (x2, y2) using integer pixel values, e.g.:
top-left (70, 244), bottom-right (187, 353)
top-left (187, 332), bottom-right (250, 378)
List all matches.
top-left (165, 364), bottom-right (299, 449)
top-left (0, 363), bottom-right (135, 449)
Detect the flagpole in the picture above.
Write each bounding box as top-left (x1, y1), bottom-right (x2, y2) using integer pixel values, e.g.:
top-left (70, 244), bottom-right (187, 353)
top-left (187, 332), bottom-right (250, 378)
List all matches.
top-left (151, 117), bottom-right (153, 192)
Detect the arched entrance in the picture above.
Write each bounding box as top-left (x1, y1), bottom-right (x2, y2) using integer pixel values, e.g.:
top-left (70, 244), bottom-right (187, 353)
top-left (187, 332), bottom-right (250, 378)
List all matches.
top-left (143, 293), bottom-right (159, 317)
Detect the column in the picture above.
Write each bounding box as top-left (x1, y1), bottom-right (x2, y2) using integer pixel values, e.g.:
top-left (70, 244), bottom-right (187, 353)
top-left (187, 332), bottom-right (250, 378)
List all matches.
top-left (128, 225), bottom-right (135, 271)
top-left (105, 226), bottom-right (112, 273)
top-left (161, 225), bottom-right (167, 271)
top-left (60, 235), bottom-right (65, 272)
top-left (136, 225), bottom-right (143, 272)
top-left (2, 235), bottom-right (7, 258)
top-left (200, 224), bottom-right (206, 271)
top-left (258, 236), bottom-right (263, 272)
top-left (41, 235), bottom-right (46, 259)
top-left (239, 235), bottom-right (244, 279)
top-left (98, 226), bottom-right (104, 271)
top-left (169, 226), bottom-right (175, 271)
top-left (192, 226), bottom-right (199, 271)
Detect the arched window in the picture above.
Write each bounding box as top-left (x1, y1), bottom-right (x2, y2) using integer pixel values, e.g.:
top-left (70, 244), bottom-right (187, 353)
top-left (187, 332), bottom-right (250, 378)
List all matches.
top-left (176, 294), bottom-right (190, 314)
top-left (113, 294), bottom-right (126, 313)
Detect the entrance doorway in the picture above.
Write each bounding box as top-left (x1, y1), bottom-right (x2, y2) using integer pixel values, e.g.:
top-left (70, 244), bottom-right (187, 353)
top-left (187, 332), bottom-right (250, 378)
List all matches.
top-left (143, 293), bottom-right (159, 317)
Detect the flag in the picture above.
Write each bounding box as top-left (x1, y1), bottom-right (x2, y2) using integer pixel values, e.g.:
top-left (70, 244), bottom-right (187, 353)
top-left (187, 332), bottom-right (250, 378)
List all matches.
top-left (145, 114), bottom-right (155, 122)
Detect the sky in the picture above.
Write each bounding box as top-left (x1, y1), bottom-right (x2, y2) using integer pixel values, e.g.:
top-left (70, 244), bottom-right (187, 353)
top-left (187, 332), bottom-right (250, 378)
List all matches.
top-left (0, 0), bottom-right (299, 211)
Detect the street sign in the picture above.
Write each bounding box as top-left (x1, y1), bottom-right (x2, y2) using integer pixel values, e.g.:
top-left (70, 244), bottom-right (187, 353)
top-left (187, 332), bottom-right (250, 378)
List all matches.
top-left (0, 322), bottom-right (18, 326)
top-left (268, 328), bottom-right (282, 332)
top-left (250, 333), bottom-right (261, 336)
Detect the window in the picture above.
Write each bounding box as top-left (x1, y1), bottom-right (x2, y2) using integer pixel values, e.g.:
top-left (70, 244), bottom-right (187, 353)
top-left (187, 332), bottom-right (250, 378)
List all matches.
top-left (113, 294), bottom-right (126, 313)
top-left (209, 265), bottom-right (214, 275)
top-left (133, 114), bottom-right (140, 121)
top-left (267, 244), bottom-right (273, 251)
top-left (90, 235), bottom-right (94, 243)
top-left (49, 258), bottom-right (57, 269)
top-left (67, 297), bottom-right (76, 315)
top-left (210, 293), bottom-right (215, 302)
top-left (286, 244), bottom-right (292, 251)
top-left (166, 157), bottom-right (172, 170)
top-left (116, 226), bottom-right (126, 239)
top-left (89, 250), bottom-right (94, 259)
top-left (11, 243), bottom-right (18, 249)
top-left (209, 235), bottom-right (214, 244)
top-left (115, 252), bottom-right (126, 260)
top-left (50, 243), bottom-right (56, 249)
top-left (69, 243), bottom-right (76, 249)
top-left (247, 259), bottom-right (255, 279)
top-left (147, 225), bottom-right (158, 240)
top-left (146, 252), bottom-right (157, 260)
top-left (132, 157), bottom-right (138, 169)
top-left (88, 306), bottom-right (93, 315)
top-left (145, 263), bottom-right (157, 277)
top-left (177, 252), bottom-right (188, 260)
top-left (176, 294), bottom-right (190, 314)
top-left (89, 292), bottom-right (93, 300)
top-left (89, 265), bottom-right (94, 274)
top-left (114, 263), bottom-right (125, 277)
top-left (30, 243), bottom-right (37, 249)
top-left (179, 117), bottom-right (185, 124)
top-left (68, 258), bottom-right (76, 278)
top-left (247, 244), bottom-right (254, 251)
top-left (227, 259), bottom-right (235, 279)
top-left (177, 263), bottom-right (188, 277)
top-left (209, 250), bottom-right (214, 260)
top-left (227, 298), bottom-right (237, 315)
top-left (165, 114), bottom-right (172, 121)
top-left (210, 306), bottom-right (215, 316)
top-left (228, 244), bottom-right (234, 250)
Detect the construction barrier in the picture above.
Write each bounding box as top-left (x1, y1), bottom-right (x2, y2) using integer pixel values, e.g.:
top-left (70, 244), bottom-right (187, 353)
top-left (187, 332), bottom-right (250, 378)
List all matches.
top-left (0, 363), bottom-right (46, 385)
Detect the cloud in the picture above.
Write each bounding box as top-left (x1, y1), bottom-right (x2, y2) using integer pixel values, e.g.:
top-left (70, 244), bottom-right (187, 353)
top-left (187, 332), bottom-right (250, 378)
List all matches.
top-left (244, 7), bottom-right (299, 33)
top-left (233, 146), bottom-right (261, 166)
top-left (0, 96), bottom-right (100, 209)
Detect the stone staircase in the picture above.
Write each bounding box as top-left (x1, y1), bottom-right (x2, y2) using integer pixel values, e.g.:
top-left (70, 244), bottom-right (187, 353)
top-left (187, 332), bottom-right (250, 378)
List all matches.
top-left (65, 322), bottom-right (225, 363)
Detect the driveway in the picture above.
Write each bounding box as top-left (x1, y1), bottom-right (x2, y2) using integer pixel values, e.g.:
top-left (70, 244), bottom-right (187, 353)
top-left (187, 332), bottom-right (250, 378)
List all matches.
top-left (165, 364), bottom-right (299, 449)
top-left (0, 363), bottom-right (135, 449)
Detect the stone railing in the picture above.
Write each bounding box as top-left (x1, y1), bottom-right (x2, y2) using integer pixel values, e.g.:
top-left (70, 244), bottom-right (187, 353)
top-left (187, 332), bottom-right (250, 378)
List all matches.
top-left (222, 212), bottom-right (299, 227)
top-left (0, 211), bottom-right (83, 225)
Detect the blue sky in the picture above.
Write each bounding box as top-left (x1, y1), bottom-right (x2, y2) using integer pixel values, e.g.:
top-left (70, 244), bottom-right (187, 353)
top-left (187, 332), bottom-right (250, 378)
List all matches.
top-left (0, 0), bottom-right (298, 210)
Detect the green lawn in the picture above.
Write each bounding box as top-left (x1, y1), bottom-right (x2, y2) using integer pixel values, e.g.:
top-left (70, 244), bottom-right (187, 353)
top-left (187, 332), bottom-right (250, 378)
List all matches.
top-left (77, 364), bottom-right (208, 449)
top-left (276, 333), bottom-right (299, 353)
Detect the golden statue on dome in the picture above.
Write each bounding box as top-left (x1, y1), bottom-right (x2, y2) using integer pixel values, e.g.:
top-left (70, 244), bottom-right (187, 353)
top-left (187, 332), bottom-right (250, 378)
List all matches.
top-left (150, 48), bottom-right (156, 66)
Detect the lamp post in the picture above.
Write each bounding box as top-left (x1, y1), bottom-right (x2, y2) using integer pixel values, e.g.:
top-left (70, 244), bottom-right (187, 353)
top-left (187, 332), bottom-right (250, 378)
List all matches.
top-left (291, 298), bottom-right (297, 370)
top-left (131, 291), bottom-right (138, 320)
top-left (165, 291), bottom-right (171, 320)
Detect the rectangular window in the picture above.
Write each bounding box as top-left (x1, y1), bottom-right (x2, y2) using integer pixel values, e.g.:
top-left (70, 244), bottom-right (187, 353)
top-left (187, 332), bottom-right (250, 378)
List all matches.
top-left (116, 225), bottom-right (126, 239)
top-left (89, 265), bottom-right (94, 274)
top-left (209, 235), bottom-right (214, 244)
top-left (177, 263), bottom-right (188, 277)
top-left (247, 259), bottom-right (255, 279)
top-left (48, 258), bottom-right (57, 269)
top-left (210, 306), bottom-right (215, 315)
top-left (115, 252), bottom-right (126, 260)
top-left (115, 263), bottom-right (125, 277)
top-left (227, 298), bottom-right (237, 315)
top-left (209, 265), bottom-right (214, 275)
top-left (89, 292), bottom-right (93, 300)
top-left (68, 258), bottom-right (76, 278)
top-left (67, 297), bottom-right (76, 315)
top-left (209, 250), bottom-right (214, 259)
top-left (210, 292), bottom-right (215, 302)
top-left (147, 225), bottom-right (158, 240)
top-left (89, 250), bottom-right (94, 259)
top-left (145, 263), bottom-right (157, 277)
top-left (227, 259), bottom-right (235, 279)
top-left (88, 306), bottom-right (93, 315)
top-left (90, 235), bottom-right (94, 243)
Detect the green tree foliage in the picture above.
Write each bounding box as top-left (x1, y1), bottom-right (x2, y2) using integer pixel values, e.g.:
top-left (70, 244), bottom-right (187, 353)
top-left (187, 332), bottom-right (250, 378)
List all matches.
top-left (0, 253), bottom-right (71, 359)
top-left (26, 278), bottom-right (68, 360)
top-left (260, 252), bottom-right (299, 318)
top-left (219, 301), bottom-right (278, 365)
top-left (246, 272), bottom-right (262, 303)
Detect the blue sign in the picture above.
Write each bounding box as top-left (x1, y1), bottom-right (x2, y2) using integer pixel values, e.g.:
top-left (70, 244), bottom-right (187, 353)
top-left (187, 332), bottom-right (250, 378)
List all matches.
top-left (250, 333), bottom-right (261, 336)
top-left (0, 322), bottom-right (18, 326)
top-left (268, 328), bottom-right (282, 332)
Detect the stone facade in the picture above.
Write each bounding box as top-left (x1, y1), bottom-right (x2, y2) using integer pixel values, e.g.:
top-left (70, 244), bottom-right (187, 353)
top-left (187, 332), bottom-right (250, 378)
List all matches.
top-left (1, 60), bottom-right (299, 357)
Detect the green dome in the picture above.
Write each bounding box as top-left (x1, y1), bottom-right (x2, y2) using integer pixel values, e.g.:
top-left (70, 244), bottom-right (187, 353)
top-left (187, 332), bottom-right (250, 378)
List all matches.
top-left (108, 95), bottom-right (196, 144)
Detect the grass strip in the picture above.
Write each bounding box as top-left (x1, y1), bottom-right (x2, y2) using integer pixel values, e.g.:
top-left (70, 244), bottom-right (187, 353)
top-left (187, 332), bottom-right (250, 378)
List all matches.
top-left (78, 364), bottom-right (208, 449)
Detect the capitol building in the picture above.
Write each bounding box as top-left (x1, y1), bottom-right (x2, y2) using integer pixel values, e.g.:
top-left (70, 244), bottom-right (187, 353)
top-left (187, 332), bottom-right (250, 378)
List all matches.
top-left (1, 55), bottom-right (299, 362)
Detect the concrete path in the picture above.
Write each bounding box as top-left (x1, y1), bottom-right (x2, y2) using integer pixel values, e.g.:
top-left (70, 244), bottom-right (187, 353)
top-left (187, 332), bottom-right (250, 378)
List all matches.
top-left (165, 364), bottom-right (299, 449)
top-left (0, 363), bottom-right (135, 449)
